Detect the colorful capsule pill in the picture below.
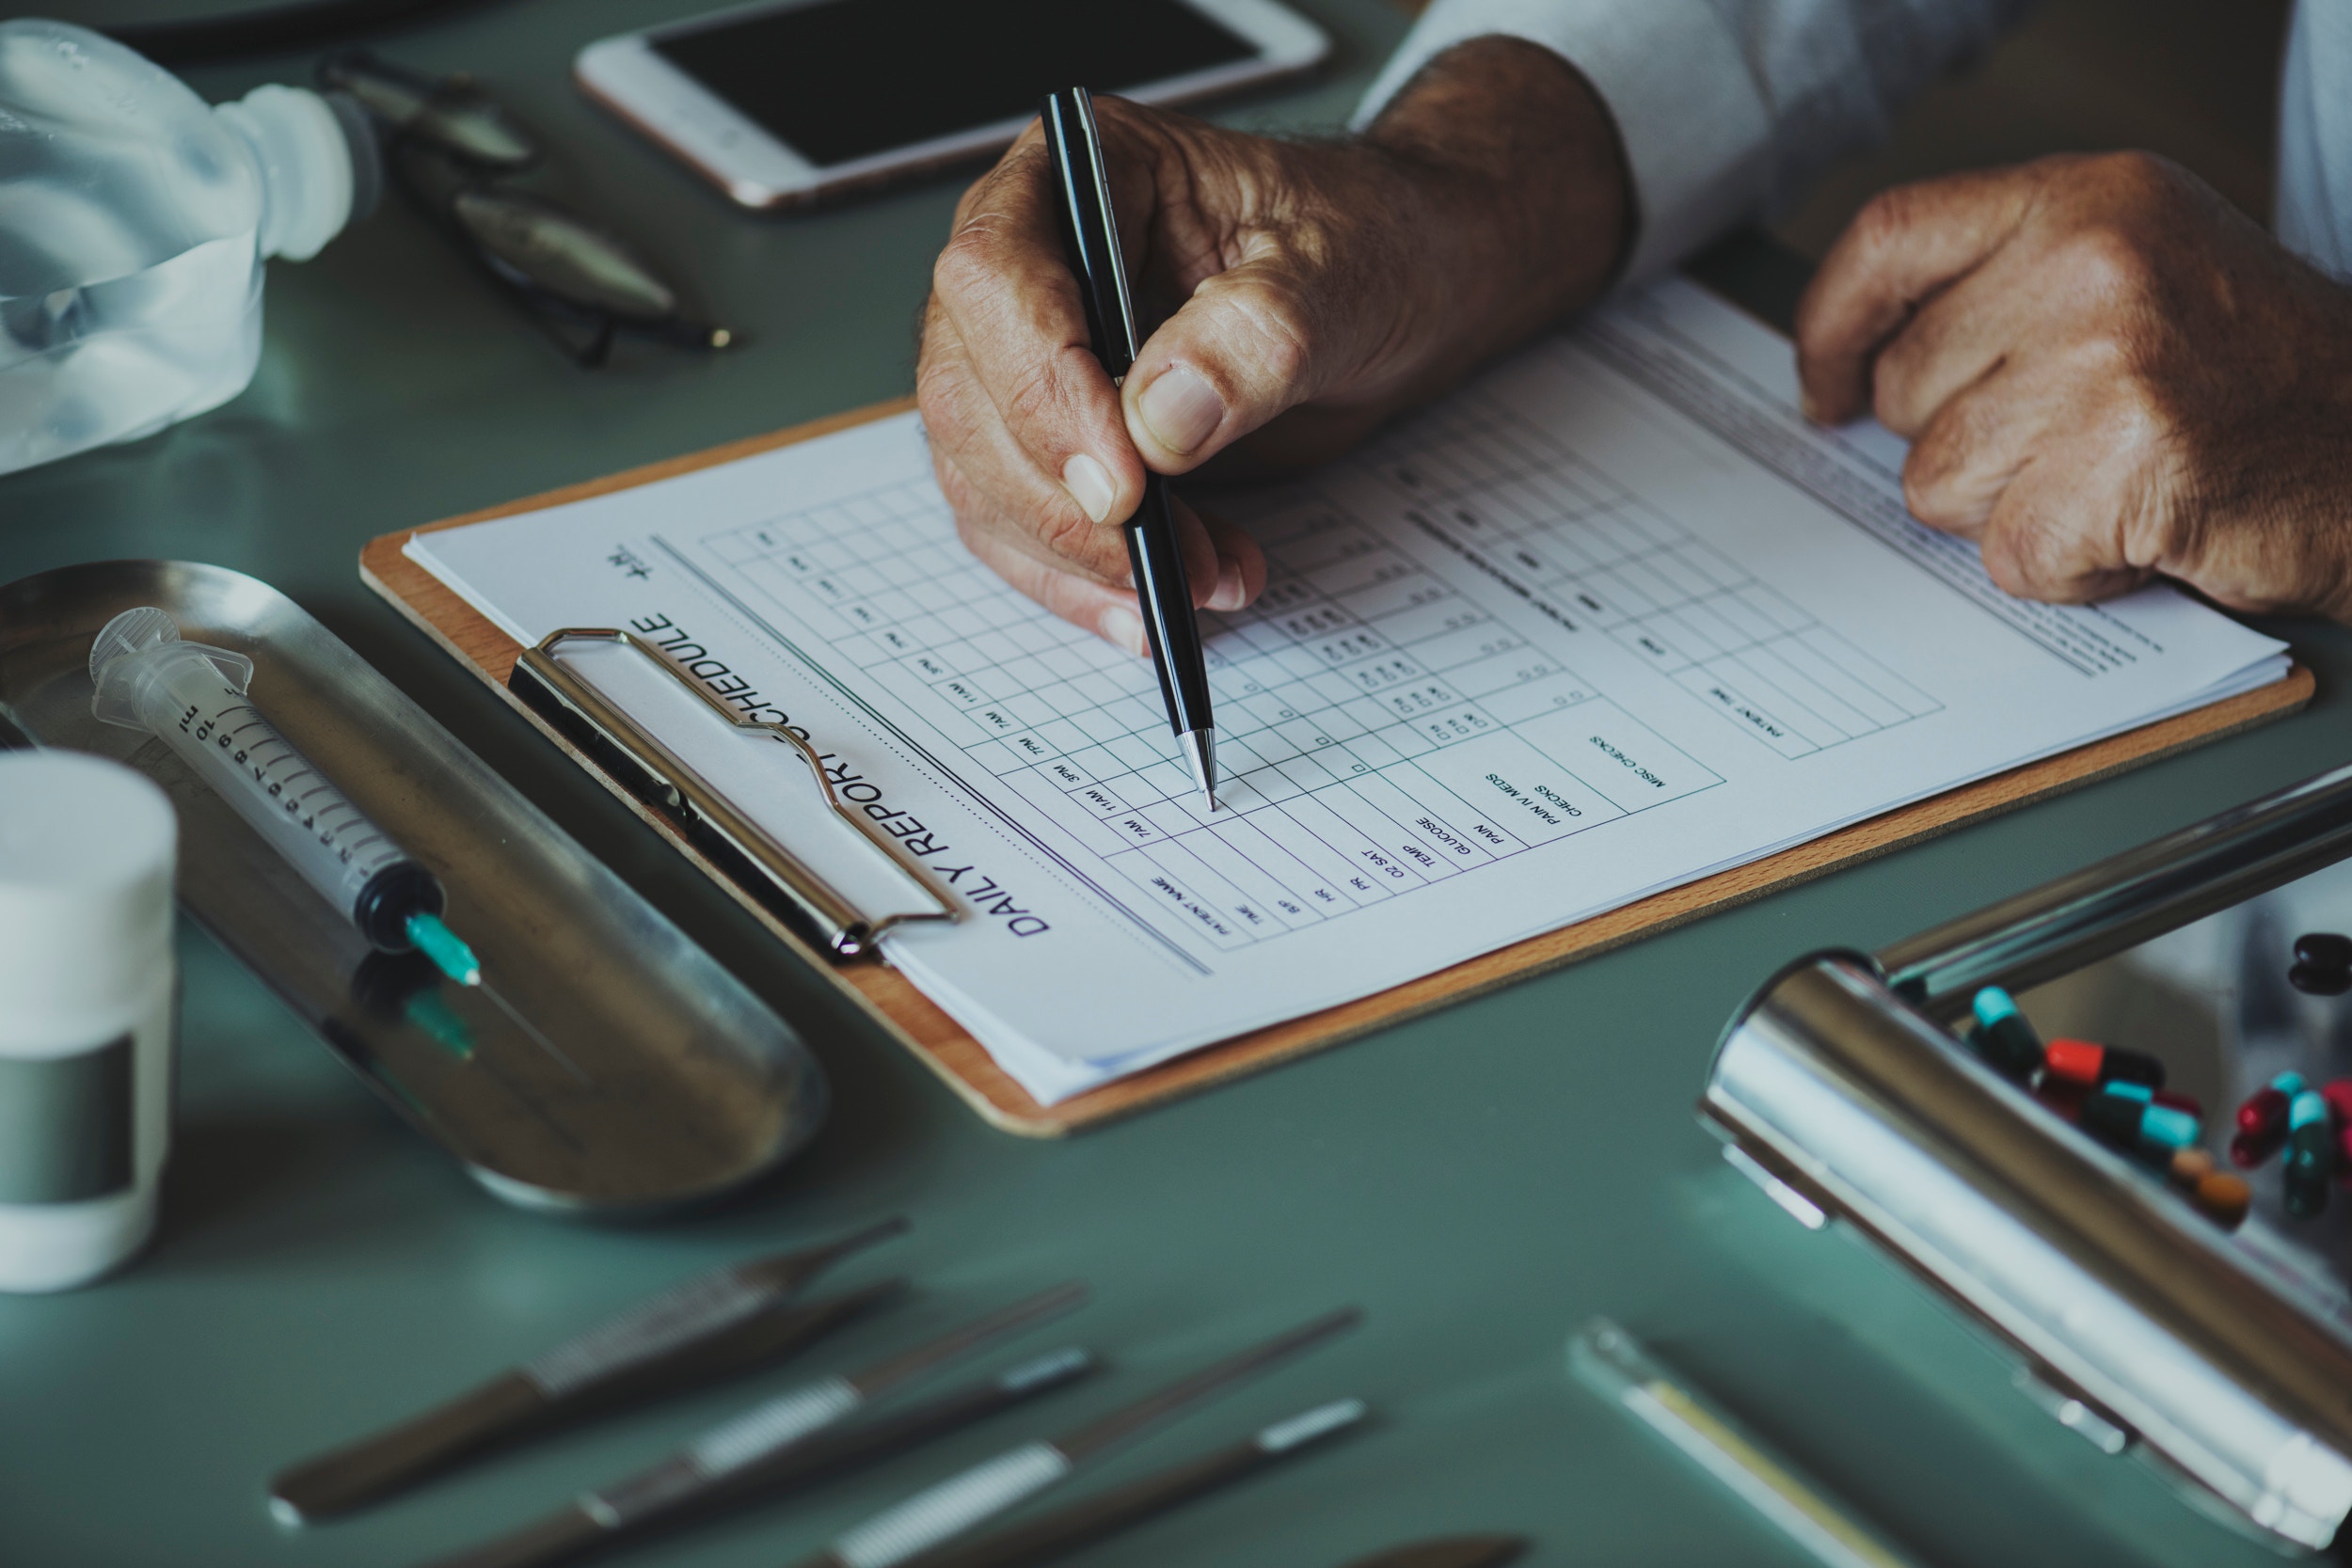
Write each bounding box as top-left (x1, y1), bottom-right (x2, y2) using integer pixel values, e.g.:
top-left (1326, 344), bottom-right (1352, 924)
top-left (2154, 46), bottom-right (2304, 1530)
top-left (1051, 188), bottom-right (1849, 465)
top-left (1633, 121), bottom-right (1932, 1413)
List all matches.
top-left (2041, 1037), bottom-right (2164, 1089)
top-left (2193, 1172), bottom-right (2252, 1230)
top-left (2323, 1079), bottom-right (2352, 1127)
top-left (2285, 1091), bottom-right (2335, 1218)
top-left (2232, 1072), bottom-right (2307, 1164)
top-left (1968, 988), bottom-right (2043, 1080)
top-left (2164, 1146), bottom-right (2248, 1227)
top-left (2286, 1149), bottom-right (2332, 1217)
top-left (2077, 1092), bottom-right (2138, 1152)
top-left (2152, 1089), bottom-right (2201, 1118)
top-left (2295, 932), bottom-right (2352, 970)
top-left (2290, 965), bottom-right (2352, 997)
top-left (2033, 1081), bottom-right (2090, 1124)
top-left (2140, 1105), bottom-right (2201, 1150)
top-left (2235, 1088), bottom-right (2284, 1138)
top-left (2081, 1092), bottom-right (2201, 1154)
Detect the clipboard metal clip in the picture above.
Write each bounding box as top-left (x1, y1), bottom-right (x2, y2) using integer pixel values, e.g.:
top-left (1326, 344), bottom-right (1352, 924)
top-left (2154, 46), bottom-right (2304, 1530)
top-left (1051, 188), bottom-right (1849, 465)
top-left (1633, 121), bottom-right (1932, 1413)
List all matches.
top-left (512, 627), bottom-right (959, 959)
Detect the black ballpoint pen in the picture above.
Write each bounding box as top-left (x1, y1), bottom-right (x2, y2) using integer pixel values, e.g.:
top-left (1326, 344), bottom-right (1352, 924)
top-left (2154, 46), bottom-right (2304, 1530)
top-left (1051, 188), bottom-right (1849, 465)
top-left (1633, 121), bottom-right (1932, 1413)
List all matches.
top-left (1041, 86), bottom-right (1220, 809)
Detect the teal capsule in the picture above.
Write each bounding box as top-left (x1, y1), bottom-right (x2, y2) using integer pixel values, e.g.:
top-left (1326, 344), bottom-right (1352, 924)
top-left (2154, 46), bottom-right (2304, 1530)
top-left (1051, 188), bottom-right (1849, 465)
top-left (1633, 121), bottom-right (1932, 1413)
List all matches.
top-left (2081, 1092), bottom-right (2200, 1152)
top-left (2285, 1090), bottom-right (2334, 1218)
top-left (1967, 987), bottom-right (2043, 1080)
top-left (2138, 1104), bottom-right (2201, 1149)
top-left (2106, 1081), bottom-right (2153, 1103)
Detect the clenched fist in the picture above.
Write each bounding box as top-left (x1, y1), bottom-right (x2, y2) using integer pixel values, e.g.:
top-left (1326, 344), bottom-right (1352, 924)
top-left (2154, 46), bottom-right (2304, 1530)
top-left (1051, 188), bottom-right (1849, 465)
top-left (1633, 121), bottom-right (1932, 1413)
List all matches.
top-left (1798, 151), bottom-right (2352, 621)
top-left (915, 37), bottom-right (1630, 654)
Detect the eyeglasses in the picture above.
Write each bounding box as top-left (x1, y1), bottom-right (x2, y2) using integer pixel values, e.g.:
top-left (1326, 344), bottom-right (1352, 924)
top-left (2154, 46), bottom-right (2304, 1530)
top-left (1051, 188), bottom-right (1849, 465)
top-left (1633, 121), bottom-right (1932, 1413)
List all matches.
top-left (320, 51), bottom-right (734, 368)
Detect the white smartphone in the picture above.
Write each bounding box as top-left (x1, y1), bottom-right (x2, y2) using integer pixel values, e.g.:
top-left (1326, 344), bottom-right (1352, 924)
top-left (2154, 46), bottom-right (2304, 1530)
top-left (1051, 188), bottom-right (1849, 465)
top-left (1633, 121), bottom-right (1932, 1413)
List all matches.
top-left (576, 0), bottom-right (1331, 210)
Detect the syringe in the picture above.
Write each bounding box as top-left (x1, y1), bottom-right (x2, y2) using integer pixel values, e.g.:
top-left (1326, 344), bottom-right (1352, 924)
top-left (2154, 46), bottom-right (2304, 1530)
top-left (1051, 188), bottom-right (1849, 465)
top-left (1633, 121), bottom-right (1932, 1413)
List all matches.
top-left (89, 608), bottom-right (481, 987)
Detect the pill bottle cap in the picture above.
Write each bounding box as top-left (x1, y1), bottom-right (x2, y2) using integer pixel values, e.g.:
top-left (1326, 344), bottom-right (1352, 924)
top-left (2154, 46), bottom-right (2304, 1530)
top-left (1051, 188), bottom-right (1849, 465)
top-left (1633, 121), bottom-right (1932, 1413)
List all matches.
top-left (0, 752), bottom-right (176, 1052)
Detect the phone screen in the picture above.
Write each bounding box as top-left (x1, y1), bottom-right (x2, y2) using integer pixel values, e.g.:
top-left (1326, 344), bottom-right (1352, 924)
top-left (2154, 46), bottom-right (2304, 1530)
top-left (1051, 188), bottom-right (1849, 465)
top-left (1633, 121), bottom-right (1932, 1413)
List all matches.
top-left (653, 0), bottom-right (1259, 167)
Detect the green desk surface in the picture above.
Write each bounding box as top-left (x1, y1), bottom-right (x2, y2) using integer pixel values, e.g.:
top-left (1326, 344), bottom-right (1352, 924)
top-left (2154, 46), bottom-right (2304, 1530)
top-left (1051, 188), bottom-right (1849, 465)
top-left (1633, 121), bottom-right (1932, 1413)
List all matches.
top-left (6, 5), bottom-right (2348, 1565)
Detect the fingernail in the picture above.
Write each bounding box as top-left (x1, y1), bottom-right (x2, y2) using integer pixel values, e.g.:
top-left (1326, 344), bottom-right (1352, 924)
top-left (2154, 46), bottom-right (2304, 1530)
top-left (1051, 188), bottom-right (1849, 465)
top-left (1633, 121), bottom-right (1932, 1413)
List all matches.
top-left (1062, 452), bottom-right (1117, 524)
top-left (1100, 605), bottom-right (1148, 657)
top-left (1138, 365), bottom-right (1224, 455)
top-left (1206, 556), bottom-right (1246, 611)
top-left (1799, 392), bottom-right (1826, 424)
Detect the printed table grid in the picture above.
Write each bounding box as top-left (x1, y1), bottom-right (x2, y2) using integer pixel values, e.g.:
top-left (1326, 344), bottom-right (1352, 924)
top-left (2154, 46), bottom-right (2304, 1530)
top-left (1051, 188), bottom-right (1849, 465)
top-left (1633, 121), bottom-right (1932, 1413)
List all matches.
top-left (700, 396), bottom-right (1937, 947)
top-left (1365, 391), bottom-right (1944, 759)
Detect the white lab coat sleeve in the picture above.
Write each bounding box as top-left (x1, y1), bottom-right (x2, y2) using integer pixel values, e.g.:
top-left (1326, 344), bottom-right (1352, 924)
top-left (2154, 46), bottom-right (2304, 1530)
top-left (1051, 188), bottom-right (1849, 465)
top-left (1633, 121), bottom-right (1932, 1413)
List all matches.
top-left (2276, 0), bottom-right (2352, 280)
top-left (1353, 0), bottom-right (2035, 281)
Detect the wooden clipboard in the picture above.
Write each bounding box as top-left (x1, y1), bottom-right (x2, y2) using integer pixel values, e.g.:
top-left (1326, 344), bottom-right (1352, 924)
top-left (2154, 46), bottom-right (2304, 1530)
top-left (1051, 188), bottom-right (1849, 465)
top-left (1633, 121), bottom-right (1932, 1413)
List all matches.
top-left (361, 397), bottom-right (2313, 1136)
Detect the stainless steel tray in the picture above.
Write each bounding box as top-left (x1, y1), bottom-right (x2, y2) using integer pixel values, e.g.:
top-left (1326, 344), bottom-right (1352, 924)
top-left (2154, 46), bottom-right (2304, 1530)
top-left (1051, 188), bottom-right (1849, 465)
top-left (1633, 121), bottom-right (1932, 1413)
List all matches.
top-left (0, 561), bottom-right (826, 1215)
top-left (1704, 763), bottom-right (2352, 1550)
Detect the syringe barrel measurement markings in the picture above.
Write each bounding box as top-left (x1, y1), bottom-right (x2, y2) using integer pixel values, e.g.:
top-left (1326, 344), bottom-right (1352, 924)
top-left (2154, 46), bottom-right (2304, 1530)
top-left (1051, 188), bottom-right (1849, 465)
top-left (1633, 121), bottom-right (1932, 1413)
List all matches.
top-left (88, 609), bottom-right (478, 982)
top-left (152, 665), bottom-right (422, 940)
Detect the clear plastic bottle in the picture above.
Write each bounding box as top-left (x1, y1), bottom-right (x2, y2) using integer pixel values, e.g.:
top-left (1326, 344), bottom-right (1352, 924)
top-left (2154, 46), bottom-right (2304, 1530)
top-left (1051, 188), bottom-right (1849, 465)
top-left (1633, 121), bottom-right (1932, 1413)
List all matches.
top-left (0, 19), bottom-right (378, 477)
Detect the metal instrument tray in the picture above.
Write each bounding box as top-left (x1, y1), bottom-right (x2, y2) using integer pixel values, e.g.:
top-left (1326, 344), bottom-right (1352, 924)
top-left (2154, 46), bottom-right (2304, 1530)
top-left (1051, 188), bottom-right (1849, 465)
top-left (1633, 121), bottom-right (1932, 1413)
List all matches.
top-left (1705, 762), bottom-right (2352, 1550)
top-left (0, 561), bottom-right (826, 1215)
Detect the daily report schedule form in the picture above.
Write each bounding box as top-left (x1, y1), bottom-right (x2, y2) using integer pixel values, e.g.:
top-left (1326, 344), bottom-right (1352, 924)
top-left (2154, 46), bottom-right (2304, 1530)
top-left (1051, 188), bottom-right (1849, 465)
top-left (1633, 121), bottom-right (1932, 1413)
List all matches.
top-left (410, 279), bottom-right (2289, 1103)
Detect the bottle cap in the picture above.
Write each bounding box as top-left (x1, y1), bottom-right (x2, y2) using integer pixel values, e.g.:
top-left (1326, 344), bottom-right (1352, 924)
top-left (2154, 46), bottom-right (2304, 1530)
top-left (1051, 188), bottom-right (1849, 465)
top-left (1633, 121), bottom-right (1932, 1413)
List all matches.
top-left (213, 83), bottom-right (372, 261)
top-left (0, 752), bottom-right (175, 1052)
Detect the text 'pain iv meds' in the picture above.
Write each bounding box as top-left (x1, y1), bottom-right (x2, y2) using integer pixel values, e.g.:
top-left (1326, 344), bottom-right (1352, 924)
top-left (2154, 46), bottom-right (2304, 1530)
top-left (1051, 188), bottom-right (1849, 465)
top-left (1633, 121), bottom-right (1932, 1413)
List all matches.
top-left (0, 752), bottom-right (176, 1291)
top-left (87, 608), bottom-right (481, 986)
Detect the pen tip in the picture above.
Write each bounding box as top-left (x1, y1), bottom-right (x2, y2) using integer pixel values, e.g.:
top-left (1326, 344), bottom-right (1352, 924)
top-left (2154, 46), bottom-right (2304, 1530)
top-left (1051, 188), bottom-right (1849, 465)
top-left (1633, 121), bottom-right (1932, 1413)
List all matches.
top-left (1180, 728), bottom-right (1218, 810)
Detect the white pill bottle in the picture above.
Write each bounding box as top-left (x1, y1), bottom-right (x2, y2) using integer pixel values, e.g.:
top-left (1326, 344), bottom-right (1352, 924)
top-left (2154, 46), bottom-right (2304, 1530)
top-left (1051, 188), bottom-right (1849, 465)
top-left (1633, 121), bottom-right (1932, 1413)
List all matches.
top-left (0, 751), bottom-right (177, 1291)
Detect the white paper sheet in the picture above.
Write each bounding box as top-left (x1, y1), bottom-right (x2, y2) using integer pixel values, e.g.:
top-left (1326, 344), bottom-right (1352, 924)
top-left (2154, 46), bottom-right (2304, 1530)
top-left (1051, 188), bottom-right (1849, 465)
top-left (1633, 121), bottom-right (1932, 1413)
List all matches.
top-left (408, 279), bottom-right (2288, 1103)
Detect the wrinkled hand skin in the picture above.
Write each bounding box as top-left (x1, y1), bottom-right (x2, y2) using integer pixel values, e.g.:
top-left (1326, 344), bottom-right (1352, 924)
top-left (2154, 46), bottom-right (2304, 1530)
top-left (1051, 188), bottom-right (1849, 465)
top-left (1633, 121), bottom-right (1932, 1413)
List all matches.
top-left (914, 37), bottom-right (1629, 654)
top-left (1797, 151), bottom-right (2352, 622)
